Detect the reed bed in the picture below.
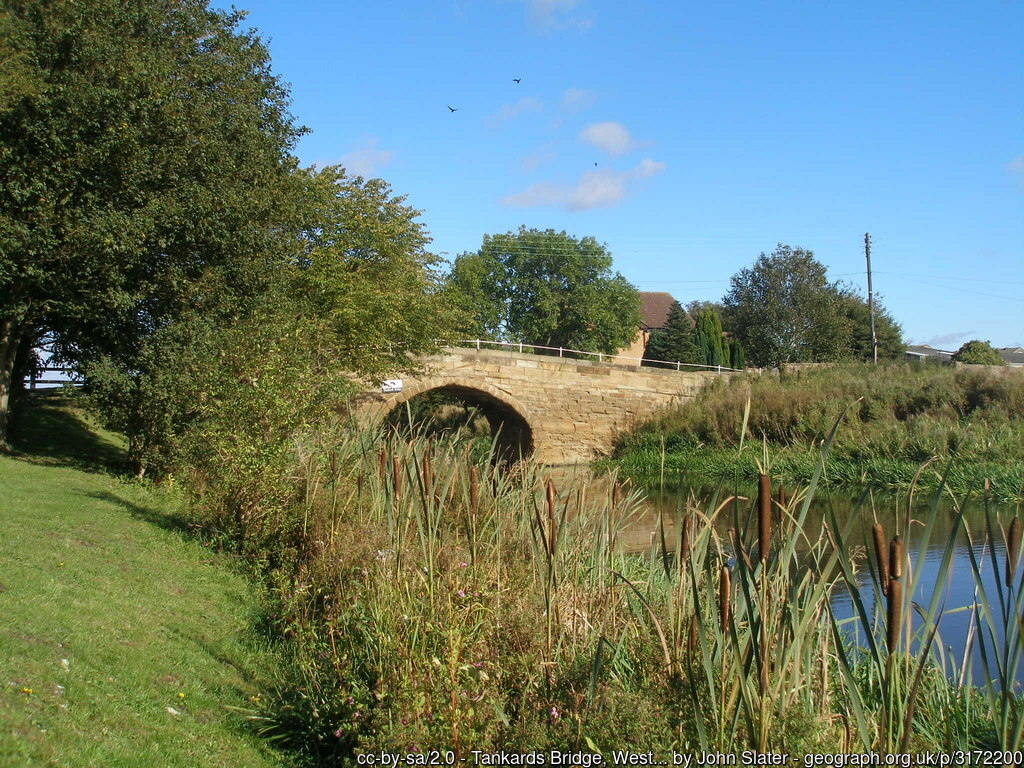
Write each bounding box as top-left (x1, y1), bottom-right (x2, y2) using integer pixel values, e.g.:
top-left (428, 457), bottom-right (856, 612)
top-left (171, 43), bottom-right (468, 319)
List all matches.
top-left (180, 415), bottom-right (1024, 764)
top-left (613, 363), bottom-right (1024, 503)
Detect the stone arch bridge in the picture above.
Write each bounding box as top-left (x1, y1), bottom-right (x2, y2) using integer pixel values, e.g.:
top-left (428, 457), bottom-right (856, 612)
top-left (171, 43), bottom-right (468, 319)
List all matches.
top-left (354, 347), bottom-right (738, 465)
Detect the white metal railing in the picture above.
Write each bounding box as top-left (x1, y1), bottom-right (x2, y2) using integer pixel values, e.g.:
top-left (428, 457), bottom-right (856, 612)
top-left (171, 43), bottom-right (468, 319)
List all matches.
top-left (441, 339), bottom-right (743, 374)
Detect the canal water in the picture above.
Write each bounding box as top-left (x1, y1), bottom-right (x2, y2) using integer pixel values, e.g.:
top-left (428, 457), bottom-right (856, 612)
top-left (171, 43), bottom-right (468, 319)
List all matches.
top-left (543, 465), bottom-right (1023, 684)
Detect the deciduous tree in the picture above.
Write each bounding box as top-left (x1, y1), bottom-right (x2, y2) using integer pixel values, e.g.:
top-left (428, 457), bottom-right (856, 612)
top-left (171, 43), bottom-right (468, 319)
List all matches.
top-left (723, 245), bottom-right (849, 368)
top-left (0, 0), bottom-right (303, 449)
top-left (447, 227), bottom-right (641, 355)
top-left (952, 340), bottom-right (1005, 366)
top-left (835, 286), bottom-right (905, 361)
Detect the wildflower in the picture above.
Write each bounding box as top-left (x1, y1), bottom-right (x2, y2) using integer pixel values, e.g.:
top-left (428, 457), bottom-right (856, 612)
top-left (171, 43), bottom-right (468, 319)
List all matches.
top-left (549, 706), bottom-right (560, 722)
top-left (57, 562), bottom-right (65, 567)
top-left (353, 711), bottom-right (362, 719)
top-left (335, 727), bottom-right (344, 738)
top-left (21, 687), bottom-right (32, 695)
top-left (460, 562), bottom-right (468, 568)
top-left (456, 589), bottom-right (466, 598)
top-left (473, 661), bottom-right (483, 668)
top-left (177, 692), bottom-right (185, 699)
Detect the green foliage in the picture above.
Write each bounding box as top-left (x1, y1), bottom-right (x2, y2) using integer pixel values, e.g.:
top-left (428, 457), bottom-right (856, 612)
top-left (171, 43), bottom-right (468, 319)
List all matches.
top-left (724, 245), bottom-right (851, 368)
top-left (836, 285), bottom-right (905, 361)
top-left (615, 363), bottom-right (1024, 501)
top-left (643, 301), bottom-right (699, 367)
top-left (87, 168), bottom-right (458, 478)
top-left (0, 0), bottom-right (305, 446)
top-left (176, 423), bottom-right (1015, 759)
top-left (729, 338), bottom-right (746, 369)
top-left (952, 340), bottom-right (1005, 366)
top-left (446, 226), bottom-right (642, 354)
top-left (693, 308), bottom-right (727, 368)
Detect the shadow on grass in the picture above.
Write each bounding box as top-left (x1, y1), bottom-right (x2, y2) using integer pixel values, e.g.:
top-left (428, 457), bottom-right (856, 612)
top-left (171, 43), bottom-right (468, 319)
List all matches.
top-left (9, 391), bottom-right (128, 474)
top-left (86, 490), bottom-right (195, 538)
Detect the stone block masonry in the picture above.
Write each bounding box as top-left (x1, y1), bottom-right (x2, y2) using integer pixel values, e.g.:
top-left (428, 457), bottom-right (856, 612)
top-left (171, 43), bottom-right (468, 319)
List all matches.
top-left (354, 348), bottom-right (737, 465)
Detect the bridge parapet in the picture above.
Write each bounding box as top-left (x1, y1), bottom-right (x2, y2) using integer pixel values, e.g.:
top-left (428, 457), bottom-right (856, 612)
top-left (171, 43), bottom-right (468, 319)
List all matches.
top-left (355, 347), bottom-right (739, 464)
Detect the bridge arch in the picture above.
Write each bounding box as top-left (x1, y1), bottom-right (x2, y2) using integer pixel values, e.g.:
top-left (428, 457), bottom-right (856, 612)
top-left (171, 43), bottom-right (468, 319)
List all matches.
top-left (369, 376), bottom-right (538, 462)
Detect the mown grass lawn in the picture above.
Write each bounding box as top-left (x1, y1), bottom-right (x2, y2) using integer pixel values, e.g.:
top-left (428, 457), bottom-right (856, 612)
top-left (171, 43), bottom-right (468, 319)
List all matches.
top-left (0, 394), bottom-right (294, 767)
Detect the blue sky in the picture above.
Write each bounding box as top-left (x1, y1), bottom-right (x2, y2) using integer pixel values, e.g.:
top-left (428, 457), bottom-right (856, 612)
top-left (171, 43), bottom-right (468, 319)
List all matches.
top-left (217, 0), bottom-right (1022, 349)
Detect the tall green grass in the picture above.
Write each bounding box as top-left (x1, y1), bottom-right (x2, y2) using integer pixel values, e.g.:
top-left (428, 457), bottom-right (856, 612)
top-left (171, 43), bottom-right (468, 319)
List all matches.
top-left (613, 363), bottom-right (1024, 502)
top-left (176, 406), bottom-right (1023, 762)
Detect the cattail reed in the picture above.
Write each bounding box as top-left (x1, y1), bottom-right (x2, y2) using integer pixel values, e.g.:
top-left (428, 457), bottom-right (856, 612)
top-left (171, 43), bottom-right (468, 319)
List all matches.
top-left (886, 578), bottom-right (902, 653)
top-left (330, 450), bottom-right (338, 480)
top-left (377, 448), bottom-right (386, 481)
top-left (872, 523), bottom-right (889, 597)
top-left (1006, 517), bottom-right (1021, 588)
top-left (612, 481), bottom-right (621, 507)
top-left (758, 474), bottom-right (771, 563)
top-left (357, 470), bottom-right (364, 498)
top-left (422, 451), bottom-right (432, 502)
top-left (392, 454), bottom-right (401, 501)
top-left (886, 534), bottom-right (904, 653)
top-left (719, 565), bottom-right (732, 632)
top-left (889, 534), bottom-right (904, 580)
top-left (688, 614), bottom-right (698, 656)
top-left (680, 513), bottom-right (691, 559)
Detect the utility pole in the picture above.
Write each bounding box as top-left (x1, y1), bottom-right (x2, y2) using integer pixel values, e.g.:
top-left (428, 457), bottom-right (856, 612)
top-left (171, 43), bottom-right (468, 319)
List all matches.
top-left (865, 232), bottom-right (878, 364)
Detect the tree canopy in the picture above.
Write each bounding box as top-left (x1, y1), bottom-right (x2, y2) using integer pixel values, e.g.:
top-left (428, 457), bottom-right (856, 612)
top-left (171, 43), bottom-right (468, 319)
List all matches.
top-left (723, 245), bottom-right (851, 368)
top-left (446, 227), bottom-right (641, 355)
top-left (835, 286), bottom-right (904, 361)
top-left (952, 340), bottom-right (1005, 366)
top-left (88, 167), bottom-right (460, 476)
top-left (0, 0), bottom-right (303, 448)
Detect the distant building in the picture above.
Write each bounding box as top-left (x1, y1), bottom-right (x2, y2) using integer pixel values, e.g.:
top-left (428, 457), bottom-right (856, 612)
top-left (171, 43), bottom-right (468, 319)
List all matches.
top-left (998, 347), bottom-right (1024, 367)
top-left (615, 291), bottom-right (677, 365)
top-left (904, 344), bottom-right (954, 364)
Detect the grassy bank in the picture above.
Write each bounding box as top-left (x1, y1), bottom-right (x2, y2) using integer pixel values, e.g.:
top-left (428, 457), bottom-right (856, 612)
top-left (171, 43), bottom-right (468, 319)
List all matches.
top-left (612, 363), bottom-right (1024, 502)
top-left (0, 394), bottom-right (293, 767)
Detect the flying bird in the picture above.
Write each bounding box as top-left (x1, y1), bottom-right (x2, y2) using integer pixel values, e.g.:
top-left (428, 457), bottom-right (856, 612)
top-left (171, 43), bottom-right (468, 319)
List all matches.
top-left (513, 78), bottom-right (521, 84)
top-left (448, 105), bottom-right (458, 112)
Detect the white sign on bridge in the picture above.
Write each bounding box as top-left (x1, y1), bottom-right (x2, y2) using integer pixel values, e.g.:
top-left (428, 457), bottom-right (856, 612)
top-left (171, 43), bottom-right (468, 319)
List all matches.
top-left (381, 379), bottom-right (403, 394)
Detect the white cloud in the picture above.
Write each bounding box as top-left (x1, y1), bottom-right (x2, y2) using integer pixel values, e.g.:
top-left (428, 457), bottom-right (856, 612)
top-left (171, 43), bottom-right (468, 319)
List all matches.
top-left (579, 122), bottom-right (636, 156)
top-left (500, 158), bottom-right (666, 212)
top-left (1009, 155), bottom-right (1024, 186)
top-left (520, 141), bottom-right (557, 172)
top-left (517, 0), bottom-right (592, 31)
top-left (634, 157), bottom-right (666, 178)
top-left (560, 87), bottom-right (596, 113)
top-left (924, 331), bottom-right (974, 347)
top-left (501, 181), bottom-right (566, 208)
top-left (490, 97), bottom-right (543, 125)
top-left (565, 169), bottom-right (626, 210)
top-left (338, 138), bottom-right (395, 178)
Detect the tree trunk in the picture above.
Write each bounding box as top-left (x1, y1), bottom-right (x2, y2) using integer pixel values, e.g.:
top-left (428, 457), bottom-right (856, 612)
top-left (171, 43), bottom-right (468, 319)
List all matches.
top-left (0, 317), bottom-right (26, 452)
